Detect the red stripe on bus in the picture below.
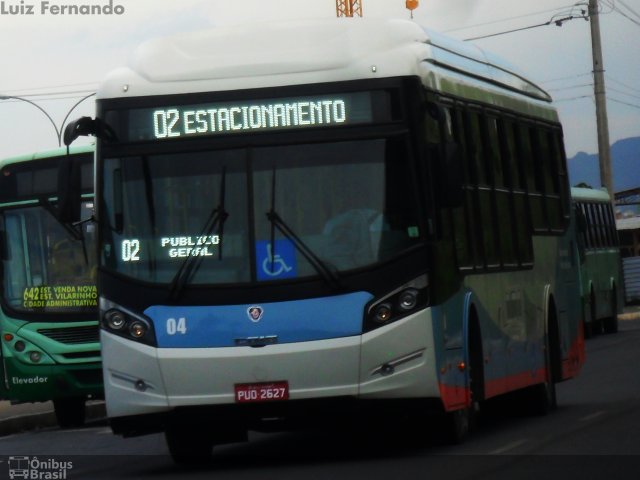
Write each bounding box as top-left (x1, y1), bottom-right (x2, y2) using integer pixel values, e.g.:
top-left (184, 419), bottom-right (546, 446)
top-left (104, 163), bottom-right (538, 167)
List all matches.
top-left (562, 326), bottom-right (586, 380)
top-left (439, 329), bottom-right (585, 411)
top-left (438, 382), bottom-right (470, 412)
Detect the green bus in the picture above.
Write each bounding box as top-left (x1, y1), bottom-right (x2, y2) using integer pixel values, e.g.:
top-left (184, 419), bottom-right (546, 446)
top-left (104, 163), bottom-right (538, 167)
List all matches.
top-left (572, 186), bottom-right (622, 337)
top-left (0, 145), bottom-right (102, 427)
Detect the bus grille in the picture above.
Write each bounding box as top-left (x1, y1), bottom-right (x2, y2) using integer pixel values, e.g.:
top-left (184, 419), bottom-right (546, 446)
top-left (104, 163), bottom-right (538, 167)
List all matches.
top-left (62, 351), bottom-right (101, 359)
top-left (37, 326), bottom-right (100, 345)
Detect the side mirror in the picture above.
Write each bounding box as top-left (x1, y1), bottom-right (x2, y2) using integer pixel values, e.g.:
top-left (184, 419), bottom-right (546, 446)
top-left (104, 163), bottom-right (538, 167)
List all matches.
top-left (57, 156), bottom-right (82, 224)
top-left (63, 116), bottom-right (116, 146)
top-left (63, 117), bottom-right (98, 146)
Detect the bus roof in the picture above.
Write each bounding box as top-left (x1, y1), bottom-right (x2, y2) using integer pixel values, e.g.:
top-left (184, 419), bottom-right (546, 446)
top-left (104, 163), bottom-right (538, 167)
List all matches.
top-left (571, 186), bottom-right (612, 203)
top-left (0, 144), bottom-right (94, 170)
top-left (98, 18), bottom-right (555, 119)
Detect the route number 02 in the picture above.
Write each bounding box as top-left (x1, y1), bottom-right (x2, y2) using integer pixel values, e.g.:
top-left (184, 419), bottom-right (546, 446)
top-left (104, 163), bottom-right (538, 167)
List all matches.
top-left (121, 239), bottom-right (141, 262)
top-left (166, 317), bottom-right (187, 335)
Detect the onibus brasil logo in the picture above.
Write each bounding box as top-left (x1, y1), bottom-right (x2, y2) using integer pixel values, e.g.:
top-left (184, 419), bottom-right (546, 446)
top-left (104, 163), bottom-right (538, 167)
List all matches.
top-left (7, 456), bottom-right (73, 479)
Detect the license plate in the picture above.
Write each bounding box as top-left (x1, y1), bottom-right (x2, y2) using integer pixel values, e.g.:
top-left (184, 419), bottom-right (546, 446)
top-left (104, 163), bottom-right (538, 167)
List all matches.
top-left (234, 381), bottom-right (289, 403)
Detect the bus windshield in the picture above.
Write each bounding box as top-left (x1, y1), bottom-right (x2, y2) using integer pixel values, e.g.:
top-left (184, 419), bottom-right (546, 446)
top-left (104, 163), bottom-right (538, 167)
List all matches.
top-left (2, 201), bottom-right (97, 314)
top-left (101, 137), bottom-right (423, 286)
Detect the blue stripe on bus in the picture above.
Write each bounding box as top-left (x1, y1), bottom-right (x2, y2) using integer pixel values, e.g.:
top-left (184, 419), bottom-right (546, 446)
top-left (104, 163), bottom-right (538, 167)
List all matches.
top-left (144, 291), bottom-right (374, 348)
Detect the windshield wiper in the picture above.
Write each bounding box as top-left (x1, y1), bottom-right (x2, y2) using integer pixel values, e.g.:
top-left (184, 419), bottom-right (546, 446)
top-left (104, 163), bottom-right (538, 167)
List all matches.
top-left (266, 167), bottom-right (341, 290)
top-left (39, 197), bottom-right (91, 265)
top-left (169, 167), bottom-right (228, 301)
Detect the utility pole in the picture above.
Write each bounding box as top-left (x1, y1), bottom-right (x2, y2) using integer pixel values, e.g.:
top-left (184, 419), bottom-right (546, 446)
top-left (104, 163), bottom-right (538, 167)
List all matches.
top-left (588, 0), bottom-right (614, 195)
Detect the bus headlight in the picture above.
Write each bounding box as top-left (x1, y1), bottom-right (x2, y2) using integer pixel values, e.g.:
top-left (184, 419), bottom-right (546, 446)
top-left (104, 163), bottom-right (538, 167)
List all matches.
top-left (373, 303), bottom-right (393, 324)
top-left (129, 321), bottom-right (147, 338)
top-left (105, 310), bottom-right (127, 330)
top-left (365, 275), bottom-right (428, 331)
top-left (101, 302), bottom-right (156, 347)
top-left (29, 351), bottom-right (42, 363)
top-left (398, 289), bottom-right (419, 312)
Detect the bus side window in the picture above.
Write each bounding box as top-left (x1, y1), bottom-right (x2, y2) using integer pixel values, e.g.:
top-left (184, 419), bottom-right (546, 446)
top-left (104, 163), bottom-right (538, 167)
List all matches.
top-left (529, 127), bottom-right (553, 233)
top-left (607, 204), bottom-right (620, 248)
top-left (502, 120), bottom-right (533, 266)
top-left (449, 107), bottom-right (476, 270)
top-left (484, 115), bottom-right (517, 268)
top-left (516, 124), bottom-right (546, 233)
top-left (464, 110), bottom-right (493, 269)
top-left (587, 203), bottom-right (600, 248)
top-left (487, 117), bottom-right (518, 267)
top-left (596, 204), bottom-right (606, 247)
top-left (539, 129), bottom-right (564, 232)
top-left (549, 131), bottom-right (571, 224)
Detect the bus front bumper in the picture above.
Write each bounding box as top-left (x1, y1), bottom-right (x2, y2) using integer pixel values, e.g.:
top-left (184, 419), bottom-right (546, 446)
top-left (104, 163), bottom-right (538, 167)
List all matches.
top-left (102, 309), bottom-right (439, 432)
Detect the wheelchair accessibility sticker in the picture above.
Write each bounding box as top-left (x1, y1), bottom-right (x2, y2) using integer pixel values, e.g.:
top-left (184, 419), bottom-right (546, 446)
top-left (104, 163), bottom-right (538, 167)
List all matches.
top-left (256, 240), bottom-right (297, 280)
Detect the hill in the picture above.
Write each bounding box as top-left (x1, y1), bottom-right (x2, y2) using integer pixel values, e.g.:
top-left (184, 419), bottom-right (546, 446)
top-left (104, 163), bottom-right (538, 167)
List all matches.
top-left (567, 137), bottom-right (640, 193)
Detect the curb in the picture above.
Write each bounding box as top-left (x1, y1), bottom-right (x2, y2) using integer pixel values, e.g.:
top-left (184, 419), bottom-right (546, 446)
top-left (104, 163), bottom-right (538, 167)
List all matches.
top-left (0, 402), bottom-right (106, 437)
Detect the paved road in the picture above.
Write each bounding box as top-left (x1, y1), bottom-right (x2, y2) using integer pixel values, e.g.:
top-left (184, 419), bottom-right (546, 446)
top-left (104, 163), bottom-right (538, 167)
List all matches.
top-left (1, 314), bottom-right (639, 479)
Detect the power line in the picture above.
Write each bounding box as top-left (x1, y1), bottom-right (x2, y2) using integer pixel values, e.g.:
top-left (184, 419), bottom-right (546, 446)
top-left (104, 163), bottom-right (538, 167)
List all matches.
top-left (601, 0), bottom-right (640, 26)
top-left (617, 0), bottom-right (640, 21)
top-left (463, 13), bottom-right (589, 41)
top-left (606, 75), bottom-right (640, 96)
top-left (547, 82), bottom-right (594, 92)
top-left (607, 86), bottom-right (640, 102)
top-left (1, 89), bottom-right (95, 99)
top-left (1, 93), bottom-right (96, 104)
top-left (609, 96), bottom-right (640, 110)
top-left (540, 72), bottom-right (593, 84)
top-left (443, 4), bottom-right (579, 33)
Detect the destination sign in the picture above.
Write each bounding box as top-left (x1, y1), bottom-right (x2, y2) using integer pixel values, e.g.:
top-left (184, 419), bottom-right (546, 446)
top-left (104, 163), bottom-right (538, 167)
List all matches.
top-left (119, 91), bottom-right (384, 142)
top-left (22, 285), bottom-right (97, 309)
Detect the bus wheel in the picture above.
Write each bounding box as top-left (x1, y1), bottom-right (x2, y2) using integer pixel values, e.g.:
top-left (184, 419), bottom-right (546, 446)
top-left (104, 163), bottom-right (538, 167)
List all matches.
top-left (165, 425), bottom-right (214, 465)
top-left (523, 376), bottom-right (557, 416)
top-left (603, 288), bottom-right (619, 334)
top-left (587, 290), bottom-right (600, 337)
top-left (443, 407), bottom-right (471, 444)
top-left (53, 397), bottom-right (86, 428)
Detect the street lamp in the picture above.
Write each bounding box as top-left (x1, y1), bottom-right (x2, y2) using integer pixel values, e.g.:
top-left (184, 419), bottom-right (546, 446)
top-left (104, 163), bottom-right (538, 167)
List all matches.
top-left (0, 91), bottom-right (96, 147)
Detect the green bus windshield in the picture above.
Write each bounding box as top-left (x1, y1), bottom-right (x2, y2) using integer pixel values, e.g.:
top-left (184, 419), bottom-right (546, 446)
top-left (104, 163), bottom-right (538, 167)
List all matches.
top-left (2, 201), bottom-right (97, 315)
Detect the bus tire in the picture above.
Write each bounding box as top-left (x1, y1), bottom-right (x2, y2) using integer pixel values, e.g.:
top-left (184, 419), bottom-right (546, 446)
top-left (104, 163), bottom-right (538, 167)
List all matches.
top-left (524, 301), bottom-right (559, 416)
top-left (589, 289), bottom-right (602, 336)
top-left (603, 287), bottom-right (618, 334)
top-left (583, 300), bottom-right (593, 340)
top-left (441, 310), bottom-right (483, 445)
top-left (53, 397), bottom-right (86, 429)
top-left (442, 407), bottom-right (470, 445)
top-left (165, 425), bottom-right (214, 465)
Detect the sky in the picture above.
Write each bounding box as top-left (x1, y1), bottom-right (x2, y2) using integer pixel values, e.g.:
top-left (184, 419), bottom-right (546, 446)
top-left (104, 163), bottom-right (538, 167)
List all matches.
top-left (0, 0), bottom-right (639, 162)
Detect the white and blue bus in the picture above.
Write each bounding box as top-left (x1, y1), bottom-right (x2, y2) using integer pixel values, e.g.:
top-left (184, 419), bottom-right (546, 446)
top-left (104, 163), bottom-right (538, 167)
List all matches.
top-left (64, 18), bottom-right (584, 462)
top-left (572, 187), bottom-right (622, 337)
